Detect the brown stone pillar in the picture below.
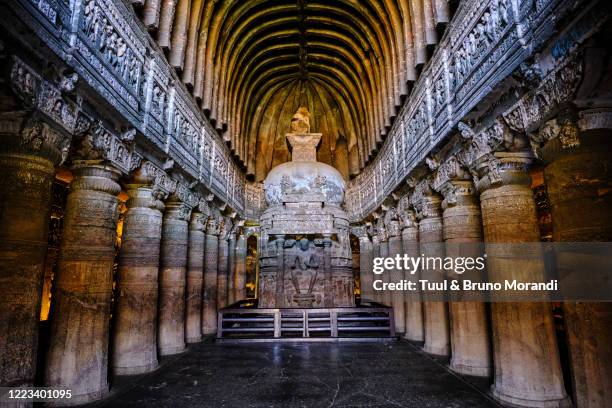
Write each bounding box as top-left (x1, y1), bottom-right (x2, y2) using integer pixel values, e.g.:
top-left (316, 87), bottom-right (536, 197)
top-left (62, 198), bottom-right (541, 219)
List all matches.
top-left (475, 150), bottom-right (569, 407)
top-left (217, 220), bottom-right (230, 309)
top-left (439, 175), bottom-right (491, 377)
top-left (541, 118), bottom-right (612, 408)
top-left (370, 233), bottom-right (381, 303)
top-left (111, 173), bottom-right (165, 375)
top-left (386, 210), bottom-right (405, 333)
top-left (414, 185), bottom-right (450, 357)
top-left (352, 226), bottom-right (373, 302)
top-left (399, 204), bottom-right (424, 342)
top-left (158, 197), bottom-right (189, 356)
top-left (202, 216), bottom-right (219, 335)
top-left (185, 212), bottom-right (206, 343)
top-left (0, 116), bottom-right (62, 390)
top-left (376, 223), bottom-right (389, 305)
top-left (227, 232), bottom-right (236, 305)
top-left (45, 162), bottom-right (121, 404)
top-left (234, 232), bottom-right (247, 301)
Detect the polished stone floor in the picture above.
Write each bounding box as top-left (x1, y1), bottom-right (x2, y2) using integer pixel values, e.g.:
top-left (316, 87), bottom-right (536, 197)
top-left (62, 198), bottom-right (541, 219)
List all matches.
top-left (92, 341), bottom-right (500, 408)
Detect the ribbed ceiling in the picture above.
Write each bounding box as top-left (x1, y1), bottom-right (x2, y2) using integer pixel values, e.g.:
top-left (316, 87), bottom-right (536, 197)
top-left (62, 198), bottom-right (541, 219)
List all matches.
top-left (135, 0), bottom-right (451, 180)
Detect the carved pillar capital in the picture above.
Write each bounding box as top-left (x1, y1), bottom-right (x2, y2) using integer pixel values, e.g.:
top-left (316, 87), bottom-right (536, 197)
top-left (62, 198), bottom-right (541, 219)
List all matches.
top-left (410, 179), bottom-right (442, 220)
top-left (189, 211), bottom-right (208, 232)
top-left (433, 154), bottom-right (478, 208)
top-left (383, 206), bottom-right (401, 238)
top-left (164, 196), bottom-right (192, 221)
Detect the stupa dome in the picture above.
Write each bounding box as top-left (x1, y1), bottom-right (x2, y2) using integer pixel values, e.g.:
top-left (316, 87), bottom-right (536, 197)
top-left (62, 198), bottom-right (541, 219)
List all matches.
top-left (263, 108), bottom-right (345, 206)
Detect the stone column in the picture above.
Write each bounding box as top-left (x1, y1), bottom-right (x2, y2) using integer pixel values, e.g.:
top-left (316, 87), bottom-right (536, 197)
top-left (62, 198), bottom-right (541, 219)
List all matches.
top-left (385, 209), bottom-right (405, 333)
top-left (352, 226), bottom-right (372, 303)
top-left (540, 112), bottom-right (612, 408)
top-left (234, 231), bottom-right (247, 301)
top-left (370, 232), bottom-right (381, 303)
top-left (45, 162), bottom-right (121, 404)
top-left (202, 215), bottom-right (220, 335)
top-left (434, 158), bottom-right (491, 377)
top-left (398, 200), bottom-right (424, 342)
top-left (227, 231), bottom-right (236, 305)
top-left (375, 220), bottom-right (389, 305)
top-left (158, 196), bottom-right (189, 355)
top-left (412, 181), bottom-right (450, 357)
top-left (274, 235), bottom-right (286, 307)
top-left (185, 212), bottom-right (206, 343)
top-left (474, 149), bottom-right (569, 407)
top-left (0, 116), bottom-right (64, 390)
top-left (217, 218), bottom-right (231, 309)
top-left (111, 170), bottom-right (165, 375)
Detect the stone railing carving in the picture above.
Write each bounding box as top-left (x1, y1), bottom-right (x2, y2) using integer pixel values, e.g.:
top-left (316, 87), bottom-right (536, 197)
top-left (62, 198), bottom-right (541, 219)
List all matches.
top-left (2, 0), bottom-right (246, 215)
top-left (344, 0), bottom-right (602, 222)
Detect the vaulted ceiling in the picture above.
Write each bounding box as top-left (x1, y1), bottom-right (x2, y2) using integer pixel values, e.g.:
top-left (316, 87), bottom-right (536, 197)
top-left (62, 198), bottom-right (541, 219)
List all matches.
top-left (134, 0), bottom-right (452, 181)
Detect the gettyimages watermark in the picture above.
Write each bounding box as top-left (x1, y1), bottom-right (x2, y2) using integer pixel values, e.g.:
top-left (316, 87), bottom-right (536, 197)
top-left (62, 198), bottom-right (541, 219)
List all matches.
top-left (361, 242), bottom-right (612, 302)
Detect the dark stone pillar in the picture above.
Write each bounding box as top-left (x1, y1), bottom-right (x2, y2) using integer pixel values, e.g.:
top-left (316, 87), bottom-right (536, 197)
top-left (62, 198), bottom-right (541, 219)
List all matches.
top-left (45, 162), bottom-right (121, 404)
top-left (111, 172), bottom-right (165, 375)
top-left (438, 173), bottom-right (491, 377)
top-left (0, 116), bottom-right (63, 390)
top-left (413, 183), bottom-right (449, 357)
top-left (398, 203), bottom-right (424, 342)
top-left (186, 212), bottom-right (206, 343)
top-left (202, 216), bottom-right (219, 335)
top-left (386, 211), bottom-right (405, 333)
top-left (217, 221), bottom-right (230, 309)
top-left (352, 226), bottom-right (372, 302)
top-left (475, 150), bottom-right (569, 407)
top-left (234, 232), bottom-right (247, 301)
top-left (541, 116), bottom-right (612, 408)
top-left (158, 196), bottom-right (189, 355)
top-left (227, 232), bottom-right (236, 305)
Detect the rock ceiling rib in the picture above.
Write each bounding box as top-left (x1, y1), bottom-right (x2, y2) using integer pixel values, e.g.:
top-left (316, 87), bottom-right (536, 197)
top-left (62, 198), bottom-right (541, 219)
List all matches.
top-left (134, 0), bottom-right (451, 181)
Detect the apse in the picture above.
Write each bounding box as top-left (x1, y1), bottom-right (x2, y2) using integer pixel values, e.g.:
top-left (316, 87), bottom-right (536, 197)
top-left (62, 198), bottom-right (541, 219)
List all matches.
top-left (136, 0), bottom-right (451, 179)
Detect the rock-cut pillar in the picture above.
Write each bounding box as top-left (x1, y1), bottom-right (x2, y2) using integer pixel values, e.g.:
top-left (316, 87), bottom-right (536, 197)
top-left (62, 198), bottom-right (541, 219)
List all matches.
top-left (226, 232), bottom-right (236, 305)
top-left (541, 120), bottom-right (612, 408)
top-left (401, 216), bottom-right (424, 342)
top-left (0, 116), bottom-right (63, 391)
top-left (441, 180), bottom-right (491, 377)
top-left (476, 151), bottom-right (569, 407)
top-left (111, 178), bottom-right (164, 375)
top-left (45, 162), bottom-right (121, 404)
top-left (387, 226), bottom-right (405, 333)
top-left (217, 234), bottom-right (229, 309)
top-left (202, 218), bottom-right (219, 335)
top-left (158, 197), bottom-right (189, 355)
top-left (186, 212), bottom-right (206, 343)
top-left (356, 231), bottom-right (373, 303)
top-left (233, 232), bottom-right (247, 302)
top-left (417, 191), bottom-right (450, 357)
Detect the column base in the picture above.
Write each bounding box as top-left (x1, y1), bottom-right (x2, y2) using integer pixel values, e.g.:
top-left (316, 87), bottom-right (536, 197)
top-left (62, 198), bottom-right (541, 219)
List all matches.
top-left (186, 335), bottom-right (202, 343)
top-left (159, 345), bottom-right (186, 356)
top-left (491, 385), bottom-right (571, 408)
top-left (422, 344), bottom-right (449, 357)
top-left (449, 362), bottom-right (491, 378)
top-left (45, 386), bottom-right (109, 407)
top-left (113, 361), bottom-right (158, 376)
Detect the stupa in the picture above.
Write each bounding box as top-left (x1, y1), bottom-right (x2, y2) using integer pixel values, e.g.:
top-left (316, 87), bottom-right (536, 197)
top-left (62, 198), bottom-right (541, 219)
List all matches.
top-left (259, 108), bottom-right (354, 308)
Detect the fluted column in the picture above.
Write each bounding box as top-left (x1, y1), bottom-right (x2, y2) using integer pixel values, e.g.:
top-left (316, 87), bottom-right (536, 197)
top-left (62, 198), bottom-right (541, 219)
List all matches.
top-left (0, 116), bottom-right (64, 391)
top-left (227, 231), bottom-right (237, 305)
top-left (45, 162), bottom-right (121, 404)
top-left (398, 200), bottom-right (424, 342)
top-left (413, 181), bottom-right (450, 357)
top-left (202, 215), bottom-right (220, 334)
top-left (435, 160), bottom-right (491, 377)
top-left (475, 150), bottom-right (569, 407)
top-left (186, 212), bottom-right (206, 343)
top-left (158, 196), bottom-right (189, 355)
top-left (541, 113), bottom-right (612, 408)
top-left (111, 170), bottom-right (165, 375)
top-left (234, 232), bottom-right (247, 301)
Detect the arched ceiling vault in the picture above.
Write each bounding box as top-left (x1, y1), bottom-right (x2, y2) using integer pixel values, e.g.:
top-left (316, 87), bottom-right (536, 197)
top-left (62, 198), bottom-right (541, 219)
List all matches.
top-left (135, 0), bottom-right (452, 181)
